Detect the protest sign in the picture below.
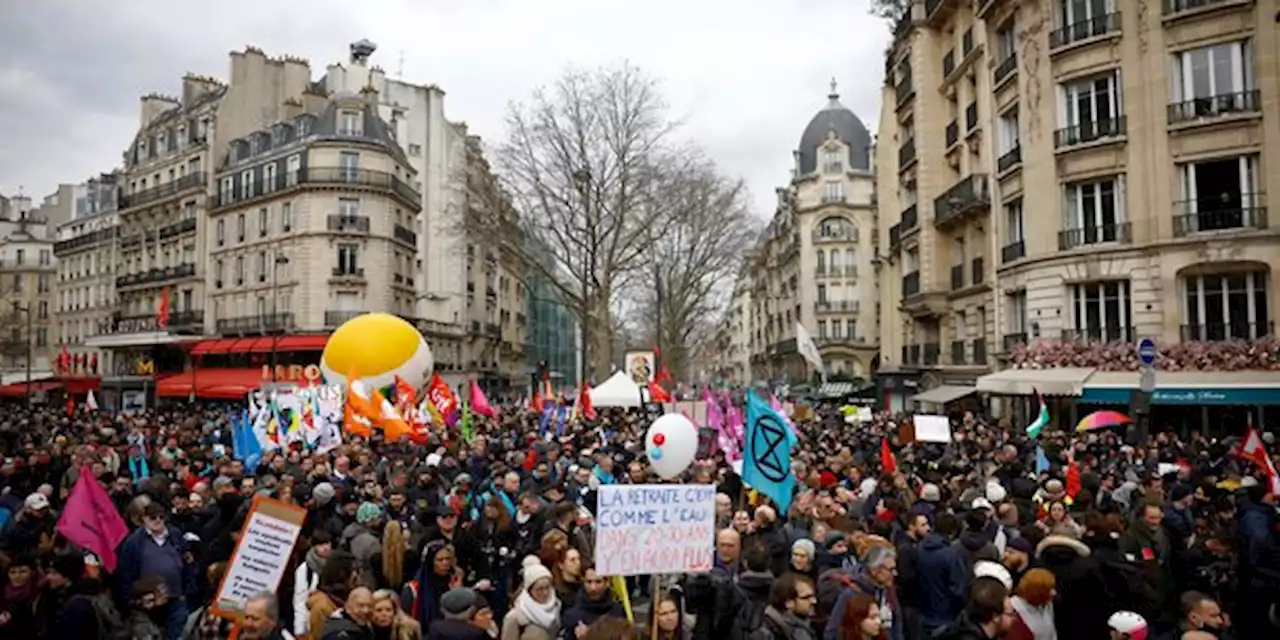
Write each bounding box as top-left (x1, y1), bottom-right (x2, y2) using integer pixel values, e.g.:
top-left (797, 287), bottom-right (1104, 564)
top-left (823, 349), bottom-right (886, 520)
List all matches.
top-left (211, 495), bottom-right (307, 621)
top-left (912, 414), bottom-right (953, 443)
top-left (594, 484), bottom-right (716, 576)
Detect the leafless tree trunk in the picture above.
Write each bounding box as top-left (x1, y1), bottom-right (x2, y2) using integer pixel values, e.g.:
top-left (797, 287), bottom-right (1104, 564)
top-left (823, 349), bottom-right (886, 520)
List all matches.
top-left (628, 157), bottom-right (759, 382)
top-left (459, 63), bottom-right (688, 380)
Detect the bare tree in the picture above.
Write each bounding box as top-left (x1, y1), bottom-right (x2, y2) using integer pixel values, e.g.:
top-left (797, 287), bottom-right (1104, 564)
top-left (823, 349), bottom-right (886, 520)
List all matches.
top-left (870, 0), bottom-right (913, 20)
top-left (628, 156), bottom-right (759, 381)
top-left (461, 63), bottom-right (688, 379)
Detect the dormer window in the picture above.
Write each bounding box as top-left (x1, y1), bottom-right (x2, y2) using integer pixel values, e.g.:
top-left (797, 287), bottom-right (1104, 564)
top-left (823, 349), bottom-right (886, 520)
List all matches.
top-left (297, 117), bottom-right (310, 136)
top-left (273, 125), bottom-right (288, 145)
top-left (339, 110), bottom-right (362, 136)
top-left (824, 149), bottom-right (842, 173)
top-left (248, 136), bottom-right (260, 156)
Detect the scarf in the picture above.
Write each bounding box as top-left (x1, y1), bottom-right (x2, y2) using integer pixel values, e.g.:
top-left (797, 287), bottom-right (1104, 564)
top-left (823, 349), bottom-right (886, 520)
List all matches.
top-left (514, 589), bottom-right (560, 629)
top-left (1011, 597), bottom-right (1057, 640)
top-left (3, 581), bottom-right (36, 603)
top-left (305, 547), bottom-right (326, 575)
top-left (591, 465), bottom-right (615, 486)
top-left (129, 456), bottom-right (150, 482)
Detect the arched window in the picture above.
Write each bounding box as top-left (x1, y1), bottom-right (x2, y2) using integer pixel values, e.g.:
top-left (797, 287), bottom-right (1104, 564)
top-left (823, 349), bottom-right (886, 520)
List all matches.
top-left (817, 216), bottom-right (854, 239)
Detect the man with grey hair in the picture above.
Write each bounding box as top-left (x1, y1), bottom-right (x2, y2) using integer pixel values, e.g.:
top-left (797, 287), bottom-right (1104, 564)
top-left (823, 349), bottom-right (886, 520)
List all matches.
top-left (821, 545), bottom-right (904, 640)
top-left (241, 591), bottom-right (295, 640)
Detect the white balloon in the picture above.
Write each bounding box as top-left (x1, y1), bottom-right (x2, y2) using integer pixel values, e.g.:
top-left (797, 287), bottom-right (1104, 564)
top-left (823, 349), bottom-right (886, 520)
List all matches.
top-left (645, 413), bottom-right (699, 479)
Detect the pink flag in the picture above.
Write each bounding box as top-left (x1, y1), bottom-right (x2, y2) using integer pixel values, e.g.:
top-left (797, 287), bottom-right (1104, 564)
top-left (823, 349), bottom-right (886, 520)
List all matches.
top-left (470, 379), bottom-right (497, 418)
top-left (703, 386), bottom-right (725, 434)
top-left (58, 466), bottom-right (130, 572)
top-left (768, 393), bottom-right (798, 436)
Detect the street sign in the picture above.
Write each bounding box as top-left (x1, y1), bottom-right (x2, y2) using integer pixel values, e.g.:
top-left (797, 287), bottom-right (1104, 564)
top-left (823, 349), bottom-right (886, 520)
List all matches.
top-left (1139, 367), bottom-right (1156, 393)
top-left (1137, 338), bottom-right (1157, 366)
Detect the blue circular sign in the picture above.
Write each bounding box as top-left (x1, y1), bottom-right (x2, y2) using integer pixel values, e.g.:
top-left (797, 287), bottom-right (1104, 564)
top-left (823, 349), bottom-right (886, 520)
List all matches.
top-left (1137, 338), bottom-right (1157, 365)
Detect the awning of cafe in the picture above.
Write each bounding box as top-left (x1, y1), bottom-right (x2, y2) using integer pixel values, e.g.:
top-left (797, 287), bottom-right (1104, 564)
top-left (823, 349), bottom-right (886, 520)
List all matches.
top-left (0, 375), bottom-right (101, 397)
top-left (1081, 370), bottom-right (1280, 405)
top-left (0, 379), bottom-right (61, 397)
top-left (189, 334), bottom-right (328, 356)
top-left (157, 368), bottom-right (263, 399)
top-left (976, 367), bottom-right (1095, 397)
top-left (910, 384), bottom-right (977, 405)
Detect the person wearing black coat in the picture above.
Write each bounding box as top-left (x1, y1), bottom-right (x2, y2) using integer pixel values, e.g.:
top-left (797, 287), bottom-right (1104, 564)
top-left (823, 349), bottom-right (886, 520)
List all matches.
top-left (557, 568), bottom-right (624, 640)
top-left (1035, 534), bottom-right (1113, 639)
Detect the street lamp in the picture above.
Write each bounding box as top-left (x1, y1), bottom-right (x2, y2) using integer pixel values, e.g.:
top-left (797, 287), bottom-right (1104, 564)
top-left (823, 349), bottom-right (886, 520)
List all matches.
top-left (269, 252), bottom-right (290, 383)
top-left (6, 300), bottom-right (32, 408)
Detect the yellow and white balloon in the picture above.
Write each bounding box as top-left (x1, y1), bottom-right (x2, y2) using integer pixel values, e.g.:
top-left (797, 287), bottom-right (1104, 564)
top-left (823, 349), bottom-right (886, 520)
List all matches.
top-left (320, 312), bottom-right (433, 389)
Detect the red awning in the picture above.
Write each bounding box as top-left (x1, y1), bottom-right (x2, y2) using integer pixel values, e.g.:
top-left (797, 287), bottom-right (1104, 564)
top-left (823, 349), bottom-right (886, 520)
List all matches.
top-left (190, 339), bottom-right (240, 356)
top-left (157, 368), bottom-right (264, 399)
top-left (63, 376), bottom-right (101, 394)
top-left (0, 379), bottom-right (61, 397)
top-left (240, 335), bottom-right (327, 353)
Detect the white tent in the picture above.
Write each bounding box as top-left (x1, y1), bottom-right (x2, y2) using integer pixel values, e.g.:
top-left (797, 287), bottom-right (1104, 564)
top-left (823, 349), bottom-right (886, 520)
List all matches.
top-left (590, 371), bottom-right (643, 408)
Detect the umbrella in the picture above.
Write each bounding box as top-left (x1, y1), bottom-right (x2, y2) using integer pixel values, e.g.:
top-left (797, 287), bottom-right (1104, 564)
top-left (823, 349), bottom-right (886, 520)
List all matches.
top-left (1076, 410), bottom-right (1132, 432)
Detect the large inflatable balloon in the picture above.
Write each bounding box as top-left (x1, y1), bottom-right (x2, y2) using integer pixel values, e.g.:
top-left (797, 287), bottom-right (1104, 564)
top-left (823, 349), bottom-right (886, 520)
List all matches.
top-left (320, 313), bottom-right (434, 390)
top-left (645, 413), bottom-right (698, 479)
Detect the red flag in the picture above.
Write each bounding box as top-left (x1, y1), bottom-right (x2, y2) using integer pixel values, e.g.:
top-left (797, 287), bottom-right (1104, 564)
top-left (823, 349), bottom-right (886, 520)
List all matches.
top-left (156, 287), bottom-right (170, 328)
top-left (648, 381), bottom-right (672, 403)
top-left (578, 381), bottom-right (597, 420)
top-left (656, 365), bottom-right (674, 387)
top-left (880, 438), bottom-right (897, 474)
top-left (1236, 427), bottom-right (1280, 494)
top-left (58, 466), bottom-right (129, 572)
top-left (57, 346), bottom-right (71, 375)
top-left (65, 395), bottom-right (75, 417)
top-left (89, 354), bottom-right (98, 374)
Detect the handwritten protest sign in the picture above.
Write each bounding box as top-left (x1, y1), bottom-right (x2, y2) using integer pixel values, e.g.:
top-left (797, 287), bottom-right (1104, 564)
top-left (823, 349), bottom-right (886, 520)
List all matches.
top-left (211, 495), bottom-right (306, 621)
top-left (594, 484), bottom-right (716, 576)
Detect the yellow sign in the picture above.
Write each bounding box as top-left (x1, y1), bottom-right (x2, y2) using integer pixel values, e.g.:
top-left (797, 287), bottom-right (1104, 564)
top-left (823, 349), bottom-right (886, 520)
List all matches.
top-left (134, 359), bottom-right (155, 376)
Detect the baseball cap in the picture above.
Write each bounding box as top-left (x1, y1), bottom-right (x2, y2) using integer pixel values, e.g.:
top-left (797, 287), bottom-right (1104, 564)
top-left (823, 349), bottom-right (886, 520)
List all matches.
top-left (1107, 611), bottom-right (1148, 640)
top-left (970, 497), bottom-right (994, 511)
top-left (25, 493), bottom-right (50, 510)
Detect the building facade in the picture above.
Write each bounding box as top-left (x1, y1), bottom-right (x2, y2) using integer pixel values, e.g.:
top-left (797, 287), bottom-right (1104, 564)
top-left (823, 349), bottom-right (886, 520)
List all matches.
top-left (0, 196), bottom-right (57, 378)
top-left (742, 84), bottom-right (879, 384)
top-left (53, 172), bottom-right (120, 375)
top-left (877, 0), bottom-right (1279, 411)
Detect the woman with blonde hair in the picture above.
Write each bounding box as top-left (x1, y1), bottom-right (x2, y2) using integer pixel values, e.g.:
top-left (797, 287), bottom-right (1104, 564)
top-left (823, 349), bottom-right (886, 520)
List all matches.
top-left (372, 589), bottom-right (423, 640)
top-left (373, 520), bottom-right (408, 590)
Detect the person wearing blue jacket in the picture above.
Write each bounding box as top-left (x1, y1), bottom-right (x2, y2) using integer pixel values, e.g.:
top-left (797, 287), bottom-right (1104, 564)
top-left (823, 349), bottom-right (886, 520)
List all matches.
top-left (912, 530), bottom-right (968, 633)
top-left (115, 501), bottom-right (196, 640)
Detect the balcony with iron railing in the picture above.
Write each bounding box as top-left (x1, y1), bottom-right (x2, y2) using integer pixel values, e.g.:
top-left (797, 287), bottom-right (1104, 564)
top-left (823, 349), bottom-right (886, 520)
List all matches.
top-left (327, 215), bottom-right (371, 233)
top-left (994, 54), bottom-right (1017, 86)
top-left (215, 167), bottom-right (422, 211)
top-left (950, 340), bottom-right (966, 364)
top-left (899, 138), bottom-right (917, 172)
top-left (217, 312), bottom-right (295, 336)
top-left (331, 267), bottom-right (366, 280)
top-left (945, 120), bottom-right (959, 148)
top-left (903, 271), bottom-right (921, 297)
top-left (115, 263), bottom-right (197, 289)
top-left (1058, 222), bottom-right (1132, 250)
top-left (1001, 240), bottom-right (1025, 263)
top-left (325, 310), bottom-right (363, 327)
top-left (812, 229), bottom-right (857, 244)
top-left (158, 217), bottom-right (198, 240)
top-left (1173, 195), bottom-right (1268, 236)
top-left (1180, 322), bottom-right (1274, 342)
top-left (901, 203), bottom-right (919, 231)
top-left (105, 310), bottom-right (202, 335)
top-left (393, 223), bottom-right (418, 245)
top-left (1003, 332), bottom-right (1028, 352)
top-left (118, 172), bottom-right (207, 210)
top-left (1049, 12), bottom-right (1122, 51)
top-left (1061, 326), bottom-right (1136, 343)
top-left (816, 301), bottom-right (859, 313)
top-left (972, 338), bottom-right (987, 365)
top-left (934, 174), bottom-right (990, 227)
top-left (55, 227), bottom-right (120, 255)
top-left (997, 144), bottom-right (1022, 174)
top-left (1168, 89), bottom-right (1262, 125)
top-left (1164, 0), bottom-right (1251, 18)
top-left (1054, 116), bottom-right (1127, 149)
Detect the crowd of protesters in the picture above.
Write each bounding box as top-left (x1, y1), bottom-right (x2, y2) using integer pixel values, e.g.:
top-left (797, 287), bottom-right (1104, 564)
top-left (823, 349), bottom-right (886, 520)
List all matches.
top-left (0, 397), bottom-right (1277, 640)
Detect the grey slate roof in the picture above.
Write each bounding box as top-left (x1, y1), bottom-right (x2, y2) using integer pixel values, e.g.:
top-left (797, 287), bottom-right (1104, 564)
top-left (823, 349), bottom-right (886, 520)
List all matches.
top-left (796, 85), bottom-right (871, 174)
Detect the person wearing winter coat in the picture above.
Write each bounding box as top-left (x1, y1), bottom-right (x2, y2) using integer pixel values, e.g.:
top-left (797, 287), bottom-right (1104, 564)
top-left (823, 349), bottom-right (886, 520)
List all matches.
top-left (343, 503), bottom-right (384, 587)
top-left (321, 587), bottom-right (376, 640)
top-left (1119, 503), bottom-right (1175, 628)
top-left (932, 577), bottom-right (1014, 640)
top-left (822, 546), bottom-right (904, 640)
top-left (427, 588), bottom-right (490, 640)
top-left (500, 558), bottom-right (561, 640)
top-left (911, 530), bottom-right (968, 633)
top-left (1005, 568), bottom-right (1057, 640)
top-left (557, 567), bottom-right (623, 640)
top-left (294, 531), bottom-right (333, 637)
top-left (761, 573), bottom-right (818, 640)
top-left (1035, 533), bottom-right (1111, 639)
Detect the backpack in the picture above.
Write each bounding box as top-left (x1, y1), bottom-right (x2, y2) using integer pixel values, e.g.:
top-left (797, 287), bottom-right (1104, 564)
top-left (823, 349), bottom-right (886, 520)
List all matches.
top-left (728, 585), bottom-right (773, 640)
top-left (815, 569), bottom-right (859, 633)
top-left (83, 593), bottom-right (131, 640)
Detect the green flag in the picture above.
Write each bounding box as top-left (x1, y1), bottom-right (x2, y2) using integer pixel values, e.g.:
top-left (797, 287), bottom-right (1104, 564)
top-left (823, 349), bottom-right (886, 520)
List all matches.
top-left (1025, 388), bottom-right (1050, 438)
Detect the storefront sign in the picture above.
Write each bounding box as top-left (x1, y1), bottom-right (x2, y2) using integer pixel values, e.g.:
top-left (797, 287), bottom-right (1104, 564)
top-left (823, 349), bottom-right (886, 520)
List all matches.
top-left (1081, 386), bottom-right (1280, 406)
top-left (260, 364), bottom-right (323, 383)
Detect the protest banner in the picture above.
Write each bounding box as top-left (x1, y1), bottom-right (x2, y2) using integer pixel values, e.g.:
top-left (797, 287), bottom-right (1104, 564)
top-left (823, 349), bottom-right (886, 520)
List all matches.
top-left (594, 484), bottom-right (716, 576)
top-left (211, 494), bottom-right (307, 621)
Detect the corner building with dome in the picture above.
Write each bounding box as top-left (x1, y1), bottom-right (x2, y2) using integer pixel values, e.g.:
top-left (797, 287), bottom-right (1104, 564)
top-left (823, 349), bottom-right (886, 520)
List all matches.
top-left (712, 83), bottom-right (880, 390)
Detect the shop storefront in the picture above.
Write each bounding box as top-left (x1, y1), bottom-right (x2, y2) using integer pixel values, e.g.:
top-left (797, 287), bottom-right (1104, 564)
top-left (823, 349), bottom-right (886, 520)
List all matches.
top-left (1080, 370), bottom-right (1280, 436)
top-left (877, 368), bottom-right (923, 413)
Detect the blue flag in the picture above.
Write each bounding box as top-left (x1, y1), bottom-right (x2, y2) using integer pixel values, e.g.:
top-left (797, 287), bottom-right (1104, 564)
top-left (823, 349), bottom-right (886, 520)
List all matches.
top-left (233, 410), bottom-right (263, 473)
top-left (1035, 444), bottom-right (1050, 474)
top-left (539, 402), bottom-right (557, 435)
top-left (743, 391), bottom-right (798, 514)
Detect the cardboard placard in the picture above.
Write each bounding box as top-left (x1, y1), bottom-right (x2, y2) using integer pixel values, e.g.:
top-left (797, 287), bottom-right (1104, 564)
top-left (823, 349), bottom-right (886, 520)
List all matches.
top-left (210, 495), bottom-right (307, 622)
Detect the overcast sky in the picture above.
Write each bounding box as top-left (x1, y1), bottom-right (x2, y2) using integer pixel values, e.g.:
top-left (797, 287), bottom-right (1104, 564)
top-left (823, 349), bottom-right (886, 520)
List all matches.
top-left (0, 0), bottom-right (890, 216)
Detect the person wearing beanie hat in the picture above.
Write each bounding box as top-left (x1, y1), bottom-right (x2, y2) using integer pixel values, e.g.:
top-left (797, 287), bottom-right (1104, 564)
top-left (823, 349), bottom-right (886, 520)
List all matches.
top-left (345, 503), bottom-right (383, 586)
top-left (440, 587), bottom-right (478, 619)
top-left (427, 587), bottom-right (489, 640)
top-left (502, 558), bottom-right (561, 640)
top-left (311, 481), bottom-right (336, 508)
top-left (919, 483), bottom-right (941, 502)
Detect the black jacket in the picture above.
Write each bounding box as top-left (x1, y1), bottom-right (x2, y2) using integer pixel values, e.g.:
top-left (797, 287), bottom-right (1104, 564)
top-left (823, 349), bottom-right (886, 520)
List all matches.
top-left (427, 619), bottom-right (490, 640)
top-left (559, 591), bottom-right (625, 639)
